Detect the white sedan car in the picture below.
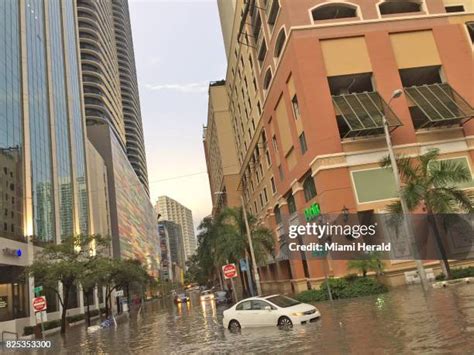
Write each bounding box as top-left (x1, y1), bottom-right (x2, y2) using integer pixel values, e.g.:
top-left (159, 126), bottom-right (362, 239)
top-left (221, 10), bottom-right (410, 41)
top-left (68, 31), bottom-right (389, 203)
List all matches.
top-left (223, 294), bottom-right (320, 330)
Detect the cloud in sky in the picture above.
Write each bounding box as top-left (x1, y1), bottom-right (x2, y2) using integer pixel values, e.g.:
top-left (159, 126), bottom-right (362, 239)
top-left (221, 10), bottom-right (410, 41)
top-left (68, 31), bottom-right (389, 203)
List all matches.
top-left (144, 81), bottom-right (209, 93)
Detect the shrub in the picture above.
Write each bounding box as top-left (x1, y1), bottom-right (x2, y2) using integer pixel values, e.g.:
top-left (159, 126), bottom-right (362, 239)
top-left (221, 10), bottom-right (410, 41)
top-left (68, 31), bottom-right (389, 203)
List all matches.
top-left (66, 314), bottom-right (85, 323)
top-left (295, 276), bottom-right (387, 303)
top-left (23, 326), bottom-right (35, 336)
top-left (89, 309), bottom-right (100, 317)
top-left (44, 319), bottom-right (61, 330)
top-left (437, 267), bottom-right (474, 281)
top-left (295, 289), bottom-right (328, 303)
top-left (24, 318), bottom-right (69, 335)
top-left (451, 266), bottom-right (474, 279)
top-left (343, 273), bottom-right (359, 282)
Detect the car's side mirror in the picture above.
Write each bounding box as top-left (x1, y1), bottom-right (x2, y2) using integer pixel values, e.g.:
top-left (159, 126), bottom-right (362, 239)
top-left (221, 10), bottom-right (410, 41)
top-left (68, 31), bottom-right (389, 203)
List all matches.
top-left (264, 306), bottom-right (272, 311)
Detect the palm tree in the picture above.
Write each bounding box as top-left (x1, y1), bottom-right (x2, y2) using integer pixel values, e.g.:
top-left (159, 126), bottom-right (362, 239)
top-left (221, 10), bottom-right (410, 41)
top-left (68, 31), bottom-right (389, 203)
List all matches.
top-left (195, 216), bottom-right (221, 287)
top-left (381, 148), bottom-right (473, 279)
top-left (348, 252), bottom-right (384, 277)
top-left (216, 207), bottom-right (275, 295)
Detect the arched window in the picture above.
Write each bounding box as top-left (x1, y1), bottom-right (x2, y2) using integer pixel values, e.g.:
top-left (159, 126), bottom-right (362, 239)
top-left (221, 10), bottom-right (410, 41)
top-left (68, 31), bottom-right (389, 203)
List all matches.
top-left (274, 205), bottom-right (282, 224)
top-left (379, 0), bottom-right (422, 15)
top-left (287, 194), bottom-right (297, 215)
top-left (312, 3), bottom-right (358, 21)
top-left (263, 68), bottom-right (272, 91)
top-left (303, 176), bottom-right (317, 202)
top-left (274, 28), bottom-right (286, 58)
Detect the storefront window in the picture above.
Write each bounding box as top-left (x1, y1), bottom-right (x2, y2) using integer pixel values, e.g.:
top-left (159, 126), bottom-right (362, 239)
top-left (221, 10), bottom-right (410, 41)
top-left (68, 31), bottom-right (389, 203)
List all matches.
top-left (0, 266), bottom-right (29, 321)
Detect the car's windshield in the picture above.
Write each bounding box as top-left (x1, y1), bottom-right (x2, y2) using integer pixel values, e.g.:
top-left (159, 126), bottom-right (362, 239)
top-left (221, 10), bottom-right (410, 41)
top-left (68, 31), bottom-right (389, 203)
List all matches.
top-left (201, 291), bottom-right (211, 295)
top-left (266, 295), bottom-right (300, 308)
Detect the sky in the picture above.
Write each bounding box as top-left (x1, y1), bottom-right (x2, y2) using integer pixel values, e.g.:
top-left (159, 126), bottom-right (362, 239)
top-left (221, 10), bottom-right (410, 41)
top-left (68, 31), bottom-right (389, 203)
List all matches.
top-left (128, 0), bottom-right (227, 232)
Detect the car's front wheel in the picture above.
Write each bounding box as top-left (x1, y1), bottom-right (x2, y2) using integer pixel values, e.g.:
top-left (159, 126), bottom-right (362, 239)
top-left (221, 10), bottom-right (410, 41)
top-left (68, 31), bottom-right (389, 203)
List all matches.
top-left (278, 316), bottom-right (293, 328)
top-left (228, 319), bottom-right (241, 331)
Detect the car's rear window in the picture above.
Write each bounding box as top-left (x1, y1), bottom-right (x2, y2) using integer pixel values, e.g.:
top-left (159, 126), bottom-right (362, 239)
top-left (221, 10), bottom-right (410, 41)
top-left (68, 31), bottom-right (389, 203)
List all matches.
top-left (266, 295), bottom-right (300, 308)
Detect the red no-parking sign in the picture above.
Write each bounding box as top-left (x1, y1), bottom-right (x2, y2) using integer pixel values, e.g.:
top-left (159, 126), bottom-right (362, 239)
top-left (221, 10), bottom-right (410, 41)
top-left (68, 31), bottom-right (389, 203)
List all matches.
top-left (222, 263), bottom-right (238, 279)
top-left (32, 296), bottom-right (47, 312)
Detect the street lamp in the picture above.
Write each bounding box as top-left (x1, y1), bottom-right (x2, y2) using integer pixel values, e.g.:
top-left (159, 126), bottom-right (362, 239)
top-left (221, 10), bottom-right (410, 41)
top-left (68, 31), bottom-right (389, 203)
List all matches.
top-left (215, 192), bottom-right (262, 296)
top-left (383, 89), bottom-right (429, 291)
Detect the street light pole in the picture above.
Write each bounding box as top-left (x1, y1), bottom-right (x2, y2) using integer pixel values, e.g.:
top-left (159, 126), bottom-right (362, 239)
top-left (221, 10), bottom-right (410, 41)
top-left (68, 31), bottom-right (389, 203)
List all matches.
top-left (240, 196), bottom-right (263, 296)
top-left (383, 90), bottom-right (429, 291)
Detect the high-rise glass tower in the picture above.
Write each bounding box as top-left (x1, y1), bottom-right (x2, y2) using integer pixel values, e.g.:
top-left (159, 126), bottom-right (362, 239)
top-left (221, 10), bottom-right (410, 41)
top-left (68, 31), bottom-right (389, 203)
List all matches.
top-left (77, 0), bottom-right (149, 194)
top-left (0, 0), bottom-right (89, 334)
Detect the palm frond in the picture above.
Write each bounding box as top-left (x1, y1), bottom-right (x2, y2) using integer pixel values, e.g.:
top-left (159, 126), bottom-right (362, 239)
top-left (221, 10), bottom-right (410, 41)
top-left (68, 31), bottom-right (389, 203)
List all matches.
top-left (419, 148), bottom-right (440, 176)
top-left (430, 159), bottom-right (472, 188)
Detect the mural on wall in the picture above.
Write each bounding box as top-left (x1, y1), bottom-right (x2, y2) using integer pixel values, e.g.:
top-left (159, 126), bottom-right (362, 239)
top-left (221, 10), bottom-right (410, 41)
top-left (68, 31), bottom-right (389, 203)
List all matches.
top-left (111, 135), bottom-right (160, 277)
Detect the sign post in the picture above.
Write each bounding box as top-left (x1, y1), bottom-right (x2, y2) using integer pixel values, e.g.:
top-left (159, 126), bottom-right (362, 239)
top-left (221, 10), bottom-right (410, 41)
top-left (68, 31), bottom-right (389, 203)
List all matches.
top-left (223, 263), bottom-right (238, 302)
top-left (32, 296), bottom-right (47, 339)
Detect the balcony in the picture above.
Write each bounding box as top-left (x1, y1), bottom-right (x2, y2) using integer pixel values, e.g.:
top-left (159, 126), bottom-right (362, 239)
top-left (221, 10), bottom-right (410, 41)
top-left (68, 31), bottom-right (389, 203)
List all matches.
top-left (404, 83), bottom-right (474, 129)
top-left (332, 91), bottom-right (402, 139)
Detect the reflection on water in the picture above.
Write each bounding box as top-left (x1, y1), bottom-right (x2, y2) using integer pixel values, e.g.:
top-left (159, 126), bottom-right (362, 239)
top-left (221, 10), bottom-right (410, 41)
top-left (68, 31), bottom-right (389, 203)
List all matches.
top-left (49, 284), bottom-right (473, 353)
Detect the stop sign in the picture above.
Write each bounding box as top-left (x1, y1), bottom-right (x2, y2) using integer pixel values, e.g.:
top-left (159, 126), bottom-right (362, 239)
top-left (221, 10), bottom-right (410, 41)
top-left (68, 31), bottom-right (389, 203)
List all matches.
top-left (32, 296), bottom-right (47, 312)
top-left (222, 263), bottom-right (237, 279)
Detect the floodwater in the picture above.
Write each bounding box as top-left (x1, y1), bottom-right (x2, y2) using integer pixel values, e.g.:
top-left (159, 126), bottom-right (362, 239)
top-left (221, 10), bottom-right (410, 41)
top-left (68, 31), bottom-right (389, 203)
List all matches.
top-left (29, 283), bottom-right (474, 353)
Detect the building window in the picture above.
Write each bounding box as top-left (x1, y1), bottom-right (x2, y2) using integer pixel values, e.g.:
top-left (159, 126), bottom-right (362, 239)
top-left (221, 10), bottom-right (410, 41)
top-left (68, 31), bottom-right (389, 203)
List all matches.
top-left (274, 205), bottom-right (282, 224)
top-left (272, 135), bottom-right (278, 152)
top-left (299, 132), bottom-right (308, 154)
top-left (291, 94), bottom-right (300, 119)
top-left (254, 201), bottom-right (258, 213)
top-left (257, 101), bottom-right (262, 116)
top-left (263, 68), bottom-right (272, 92)
top-left (259, 193), bottom-right (264, 207)
top-left (278, 165), bottom-right (284, 180)
top-left (274, 28), bottom-right (286, 59)
top-left (258, 39), bottom-right (267, 66)
top-left (303, 175), bottom-right (317, 202)
top-left (445, 5), bottom-right (464, 12)
top-left (467, 22), bottom-right (474, 44)
top-left (270, 176), bottom-right (276, 193)
top-left (311, 3), bottom-right (358, 21)
top-left (265, 149), bottom-right (271, 166)
top-left (287, 194), bottom-right (296, 215)
top-left (263, 188), bottom-right (268, 203)
top-left (267, 0), bottom-right (280, 30)
top-left (379, 0), bottom-right (422, 16)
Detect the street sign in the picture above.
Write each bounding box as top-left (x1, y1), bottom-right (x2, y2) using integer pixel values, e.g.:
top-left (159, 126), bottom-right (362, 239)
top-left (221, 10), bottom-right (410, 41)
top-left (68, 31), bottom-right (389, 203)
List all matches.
top-left (34, 286), bottom-right (43, 296)
top-left (32, 296), bottom-right (47, 312)
top-left (239, 259), bottom-right (248, 272)
top-left (115, 290), bottom-right (124, 297)
top-left (222, 263), bottom-right (238, 279)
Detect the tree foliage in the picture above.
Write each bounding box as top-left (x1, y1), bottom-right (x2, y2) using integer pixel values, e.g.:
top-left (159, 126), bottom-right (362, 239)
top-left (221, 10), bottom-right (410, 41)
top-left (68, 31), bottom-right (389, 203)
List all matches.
top-left (193, 207), bottom-right (275, 291)
top-left (380, 149), bottom-right (473, 278)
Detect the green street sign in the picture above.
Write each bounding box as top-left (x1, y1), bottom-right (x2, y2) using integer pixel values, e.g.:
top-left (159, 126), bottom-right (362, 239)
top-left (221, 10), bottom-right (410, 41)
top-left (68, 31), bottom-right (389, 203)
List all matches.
top-left (34, 286), bottom-right (43, 295)
top-left (304, 203), bottom-right (321, 222)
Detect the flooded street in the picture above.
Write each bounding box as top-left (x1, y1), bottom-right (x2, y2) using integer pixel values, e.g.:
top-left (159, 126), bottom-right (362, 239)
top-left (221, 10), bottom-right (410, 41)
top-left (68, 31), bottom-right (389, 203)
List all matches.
top-left (47, 284), bottom-right (474, 354)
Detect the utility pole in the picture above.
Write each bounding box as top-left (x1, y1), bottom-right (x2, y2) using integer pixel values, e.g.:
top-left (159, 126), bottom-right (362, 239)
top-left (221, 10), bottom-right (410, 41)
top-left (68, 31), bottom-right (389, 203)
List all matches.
top-left (383, 90), bottom-right (429, 291)
top-left (241, 196), bottom-right (262, 296)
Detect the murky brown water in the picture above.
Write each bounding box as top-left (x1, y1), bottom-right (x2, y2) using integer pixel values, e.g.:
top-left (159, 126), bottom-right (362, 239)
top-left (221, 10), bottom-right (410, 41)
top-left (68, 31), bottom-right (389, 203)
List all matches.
top-left (39, 283), bottom-right (474, 354)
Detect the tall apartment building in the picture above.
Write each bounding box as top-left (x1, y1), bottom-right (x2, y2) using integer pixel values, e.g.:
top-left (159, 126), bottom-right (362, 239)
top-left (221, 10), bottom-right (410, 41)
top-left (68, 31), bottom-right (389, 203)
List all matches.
top-left (212, 0), bottom-right (474, 294)
top-left (155, 196), bottom-right (197, 261)
top-left (77, 0), bottom-right (149, 194)
top-left (158, 221), bottom-right (186, 284)
top-left (77, 0), bottom-right (159, 274)
top-left (0, 0), bottom-right (99, 335)
top-left (112, 0), bottom-right (149, 194)
top-left (204, 81), bottom-right (241, 215)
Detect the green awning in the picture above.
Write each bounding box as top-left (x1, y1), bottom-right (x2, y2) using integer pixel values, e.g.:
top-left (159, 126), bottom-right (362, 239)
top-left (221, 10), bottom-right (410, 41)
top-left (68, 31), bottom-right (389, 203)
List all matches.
top-left (404, 83), bottom-right (474, 129)
top-left (332, 91), bottom-right (402, 139)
